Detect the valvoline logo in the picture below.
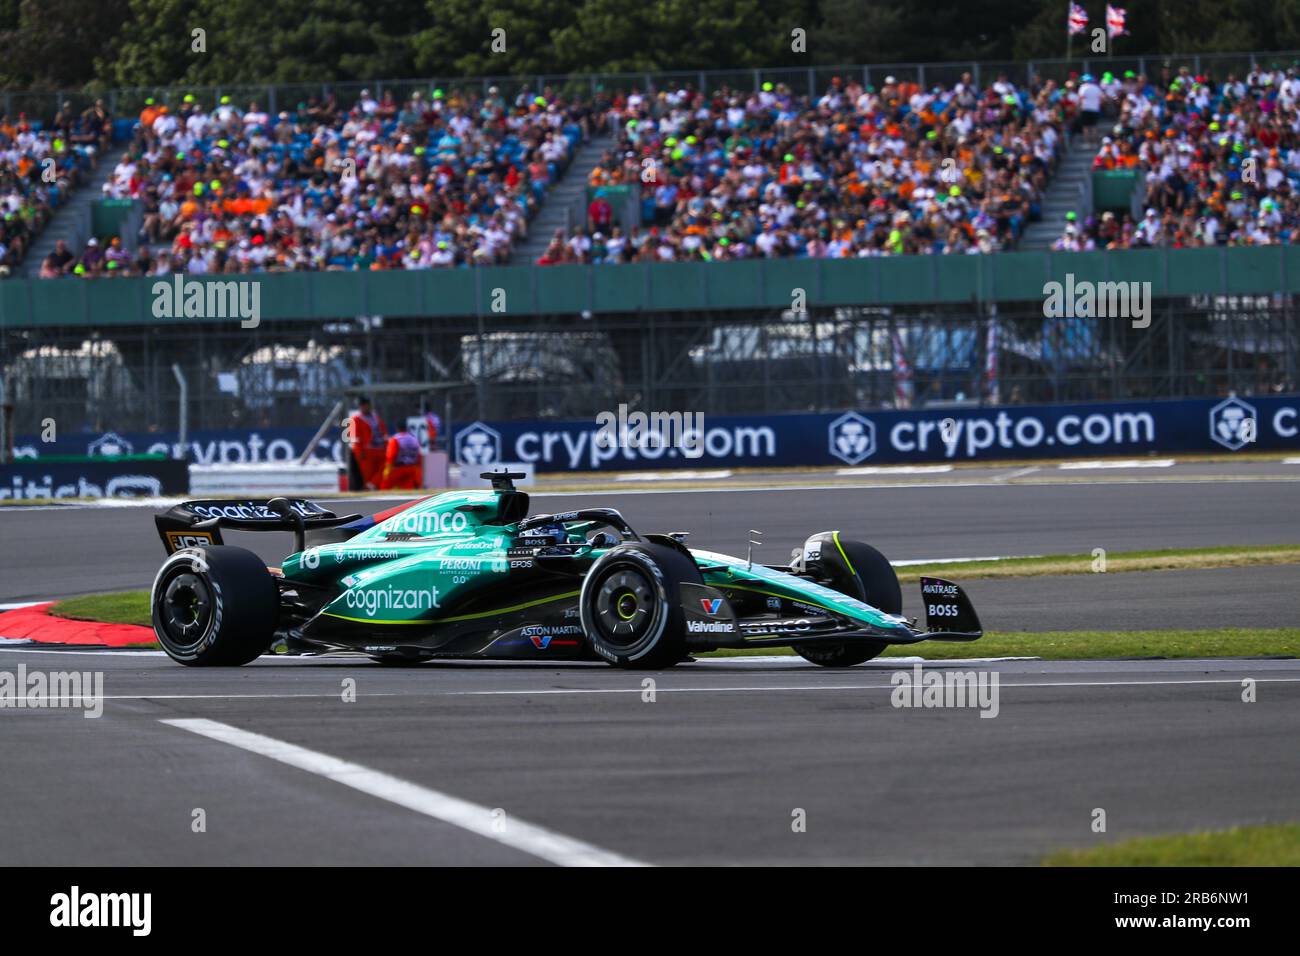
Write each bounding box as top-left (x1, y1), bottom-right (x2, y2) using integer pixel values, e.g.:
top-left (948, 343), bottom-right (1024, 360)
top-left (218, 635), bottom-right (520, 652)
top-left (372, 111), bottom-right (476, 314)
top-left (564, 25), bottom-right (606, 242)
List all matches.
top-left (529, 635), bottom-right (553, 649)
top-left (700, 598), bottom-right (723, 615)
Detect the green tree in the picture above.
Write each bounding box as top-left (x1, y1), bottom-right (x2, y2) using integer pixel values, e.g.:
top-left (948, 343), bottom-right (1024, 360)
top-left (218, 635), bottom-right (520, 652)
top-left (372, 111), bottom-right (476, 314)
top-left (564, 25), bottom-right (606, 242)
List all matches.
top-left (0, 0), bottom-right (129, 89)
top-left (102, 0), bottom-right (425, 88)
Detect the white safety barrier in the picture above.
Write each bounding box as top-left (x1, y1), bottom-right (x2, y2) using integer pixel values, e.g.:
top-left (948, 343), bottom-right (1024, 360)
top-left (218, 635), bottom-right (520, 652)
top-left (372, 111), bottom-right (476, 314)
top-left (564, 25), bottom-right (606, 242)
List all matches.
top-left (189, 462), bottom-right (339, 495)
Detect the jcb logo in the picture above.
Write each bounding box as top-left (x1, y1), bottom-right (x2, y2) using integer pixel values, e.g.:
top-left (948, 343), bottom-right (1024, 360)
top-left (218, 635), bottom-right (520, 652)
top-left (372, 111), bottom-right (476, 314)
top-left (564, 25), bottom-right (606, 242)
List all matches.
top-left (166, 531), bottom-right (215, 552)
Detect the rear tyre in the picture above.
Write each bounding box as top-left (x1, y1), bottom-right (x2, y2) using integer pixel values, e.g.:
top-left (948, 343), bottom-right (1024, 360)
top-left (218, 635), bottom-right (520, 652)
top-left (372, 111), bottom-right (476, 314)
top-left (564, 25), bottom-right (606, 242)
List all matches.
top-left (151, 546), bottom-right (279, 666)
top-left (795, 538), bottom-right (900, 668)
top-left (580, 544), bottom-right (696, 668)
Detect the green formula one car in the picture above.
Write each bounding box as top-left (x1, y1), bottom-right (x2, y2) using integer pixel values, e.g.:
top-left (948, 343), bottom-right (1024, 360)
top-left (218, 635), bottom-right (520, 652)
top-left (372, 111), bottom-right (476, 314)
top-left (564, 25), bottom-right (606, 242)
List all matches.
top-left (150, 471), bottom-right (982, 668)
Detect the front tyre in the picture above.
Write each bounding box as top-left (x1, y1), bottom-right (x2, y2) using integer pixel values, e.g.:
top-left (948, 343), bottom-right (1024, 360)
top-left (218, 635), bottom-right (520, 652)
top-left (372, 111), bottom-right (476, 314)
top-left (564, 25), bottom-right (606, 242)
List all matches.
top-left (796, 538), bottom-right (901, 668)
top-left (151, 546), bottom-right (279, 666)
top-left (579, 544), bottom-right (694, 668)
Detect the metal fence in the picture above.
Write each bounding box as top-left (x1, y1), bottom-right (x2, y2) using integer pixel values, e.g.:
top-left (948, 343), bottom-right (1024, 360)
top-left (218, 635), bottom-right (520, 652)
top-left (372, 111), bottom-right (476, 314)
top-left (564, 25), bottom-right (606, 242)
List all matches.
top-left (3, 296), bottom-right (1295, 437)
top-left (5, 49), bottom-right (1299, 124)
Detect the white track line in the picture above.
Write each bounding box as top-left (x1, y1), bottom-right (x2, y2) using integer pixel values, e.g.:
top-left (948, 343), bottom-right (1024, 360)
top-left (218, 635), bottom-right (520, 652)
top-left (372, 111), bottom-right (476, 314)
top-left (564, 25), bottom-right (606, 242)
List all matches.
top-left (891, 554), bottom-right (1034, 567)
top-left (5, 675), bottom-right (1294, 706)
top-left (616, 470), bottom-right (732, 481)
top-left (8, 472), bottom-right (1300, 511)
top-left (835, 465), bottom-right (954, 475)
top-left (161, 718), bottom-right (646, 867)
top-left (435, 677), bottom-right (1300, 696)
top-left (1058, 459), bottom-right (1176, 470)
top-left (998, 466), bottom-right (1040, 480)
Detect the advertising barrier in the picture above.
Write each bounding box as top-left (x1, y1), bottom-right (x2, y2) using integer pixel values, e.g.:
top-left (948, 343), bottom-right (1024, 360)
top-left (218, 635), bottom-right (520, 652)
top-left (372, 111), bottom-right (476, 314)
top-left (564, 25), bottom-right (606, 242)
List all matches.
top-left (0, 457), bottom-right (190, 500)
top-left (10, 427), bottom-right (343, 465)
top-left (450, 395), bottom-right (1300, 472)
top-left (11, 395), bottom-right (1299, 479)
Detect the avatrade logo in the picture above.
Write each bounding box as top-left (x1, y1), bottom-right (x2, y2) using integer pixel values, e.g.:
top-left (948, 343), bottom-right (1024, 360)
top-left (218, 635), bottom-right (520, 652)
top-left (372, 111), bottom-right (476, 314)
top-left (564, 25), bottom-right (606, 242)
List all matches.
top-left (921, 581), bottom-right (958, 596)
top-left (700, 598), bottom-right (723, 615)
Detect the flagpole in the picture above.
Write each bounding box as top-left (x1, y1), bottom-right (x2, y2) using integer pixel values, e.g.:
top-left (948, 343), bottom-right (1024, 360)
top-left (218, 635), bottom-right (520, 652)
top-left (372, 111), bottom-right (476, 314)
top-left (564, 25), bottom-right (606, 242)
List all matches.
top-left (1066, 1), bottom-right (1072, 62)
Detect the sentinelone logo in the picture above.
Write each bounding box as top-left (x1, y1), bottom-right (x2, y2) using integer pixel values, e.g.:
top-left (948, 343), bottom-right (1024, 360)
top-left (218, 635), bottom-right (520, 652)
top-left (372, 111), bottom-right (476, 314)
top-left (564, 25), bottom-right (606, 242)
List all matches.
top-left (829, 409), bottom-right (1158, 463)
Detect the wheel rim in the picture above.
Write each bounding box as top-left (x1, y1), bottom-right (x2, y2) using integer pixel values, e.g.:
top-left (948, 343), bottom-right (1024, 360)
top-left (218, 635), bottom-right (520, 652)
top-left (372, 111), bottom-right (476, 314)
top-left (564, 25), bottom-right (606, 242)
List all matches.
top-left (591, 567), bottom-right (656, 647)
top-left (160, 572), bottom-right (212, 647)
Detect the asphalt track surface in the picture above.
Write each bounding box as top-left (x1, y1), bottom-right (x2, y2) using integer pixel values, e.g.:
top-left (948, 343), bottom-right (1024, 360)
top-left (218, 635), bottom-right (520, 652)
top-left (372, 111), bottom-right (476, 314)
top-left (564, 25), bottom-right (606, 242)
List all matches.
top-left (1, 458), bottom-right (1299, 603)
top-left (0, 650), bottom-right (1296, 865)
top-left (0, 459), bottom-right (1297, 865)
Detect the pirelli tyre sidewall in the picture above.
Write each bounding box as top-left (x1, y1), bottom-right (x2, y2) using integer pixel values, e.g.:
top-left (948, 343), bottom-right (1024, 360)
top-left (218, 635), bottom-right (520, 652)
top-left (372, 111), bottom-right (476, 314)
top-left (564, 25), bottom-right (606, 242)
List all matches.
top-left (796, 536), bottom-right (900, 668)
top-left (151, 546), bottom-right (279, 666)
top-left (579, 544), bottom-right (692, 668)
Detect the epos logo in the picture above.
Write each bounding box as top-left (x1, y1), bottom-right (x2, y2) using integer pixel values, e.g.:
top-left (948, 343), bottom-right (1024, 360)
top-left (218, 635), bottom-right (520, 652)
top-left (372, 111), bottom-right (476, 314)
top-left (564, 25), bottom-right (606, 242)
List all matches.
top-left (828, 412), bottom-right (876, 465)
top-left (455, 423), bottom-right (501, 465)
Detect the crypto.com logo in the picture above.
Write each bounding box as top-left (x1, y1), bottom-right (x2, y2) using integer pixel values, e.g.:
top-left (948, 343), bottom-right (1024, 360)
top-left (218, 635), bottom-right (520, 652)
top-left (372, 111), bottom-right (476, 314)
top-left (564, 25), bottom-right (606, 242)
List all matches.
top-left (1209, 397), bottom-right (1257, 451)
top-left (828, 412), bottom-right (876, 465)
top-left (455, 422), bottom-right (502, 465)
top-left (86, 432), bottom-right (134, 456)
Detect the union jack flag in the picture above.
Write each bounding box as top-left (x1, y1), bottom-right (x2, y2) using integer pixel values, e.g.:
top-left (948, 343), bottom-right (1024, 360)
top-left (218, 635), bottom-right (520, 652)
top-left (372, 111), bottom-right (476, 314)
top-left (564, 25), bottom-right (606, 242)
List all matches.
top-left (1067, 2), bottom-right (1089, 35)
top-left (1106, 4), bottom-right (1128, 38)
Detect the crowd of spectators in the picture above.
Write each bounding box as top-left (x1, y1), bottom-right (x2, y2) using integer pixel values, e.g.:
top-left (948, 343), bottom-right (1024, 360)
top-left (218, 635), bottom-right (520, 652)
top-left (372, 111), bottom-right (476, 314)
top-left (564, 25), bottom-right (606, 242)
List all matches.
top-left (1052, 64), bottom-right (1300, 250)
top-left (41, 85), bottom-right (598, 278)
top-left (35, 60), bottom-right (1300, 276)
top-left (538, 72), bottom-right (1068, 264)
top-left (0, 102), bottom-right (106, 276)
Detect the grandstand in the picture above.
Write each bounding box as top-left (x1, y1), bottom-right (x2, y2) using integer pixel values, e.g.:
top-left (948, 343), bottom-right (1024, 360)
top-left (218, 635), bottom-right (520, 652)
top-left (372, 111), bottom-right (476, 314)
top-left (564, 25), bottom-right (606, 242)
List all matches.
top-left (0, 52), bottom-right (1297, 440)
top-left (9, 53), bottom-right (1300, 279)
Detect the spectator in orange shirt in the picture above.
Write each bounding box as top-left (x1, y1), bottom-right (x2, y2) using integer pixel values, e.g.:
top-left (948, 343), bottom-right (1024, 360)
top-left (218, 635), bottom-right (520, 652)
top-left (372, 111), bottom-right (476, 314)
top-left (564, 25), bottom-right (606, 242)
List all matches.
top-left (347, 396), bottom-right (389, 490)
top-left (380, 420), bottom-right (424, 490)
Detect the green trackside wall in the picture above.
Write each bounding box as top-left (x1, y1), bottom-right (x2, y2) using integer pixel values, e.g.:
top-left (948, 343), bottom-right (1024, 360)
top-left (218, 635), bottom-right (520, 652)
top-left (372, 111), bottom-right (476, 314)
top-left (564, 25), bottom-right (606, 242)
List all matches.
top-left (2, 246), bottom-right (1298, 329)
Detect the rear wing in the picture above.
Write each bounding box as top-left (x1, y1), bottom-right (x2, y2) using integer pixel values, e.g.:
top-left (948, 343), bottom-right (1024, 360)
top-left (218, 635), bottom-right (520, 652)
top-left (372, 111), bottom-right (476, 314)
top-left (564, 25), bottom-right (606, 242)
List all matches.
top-left (155, 498), bottom-right (361, 555)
